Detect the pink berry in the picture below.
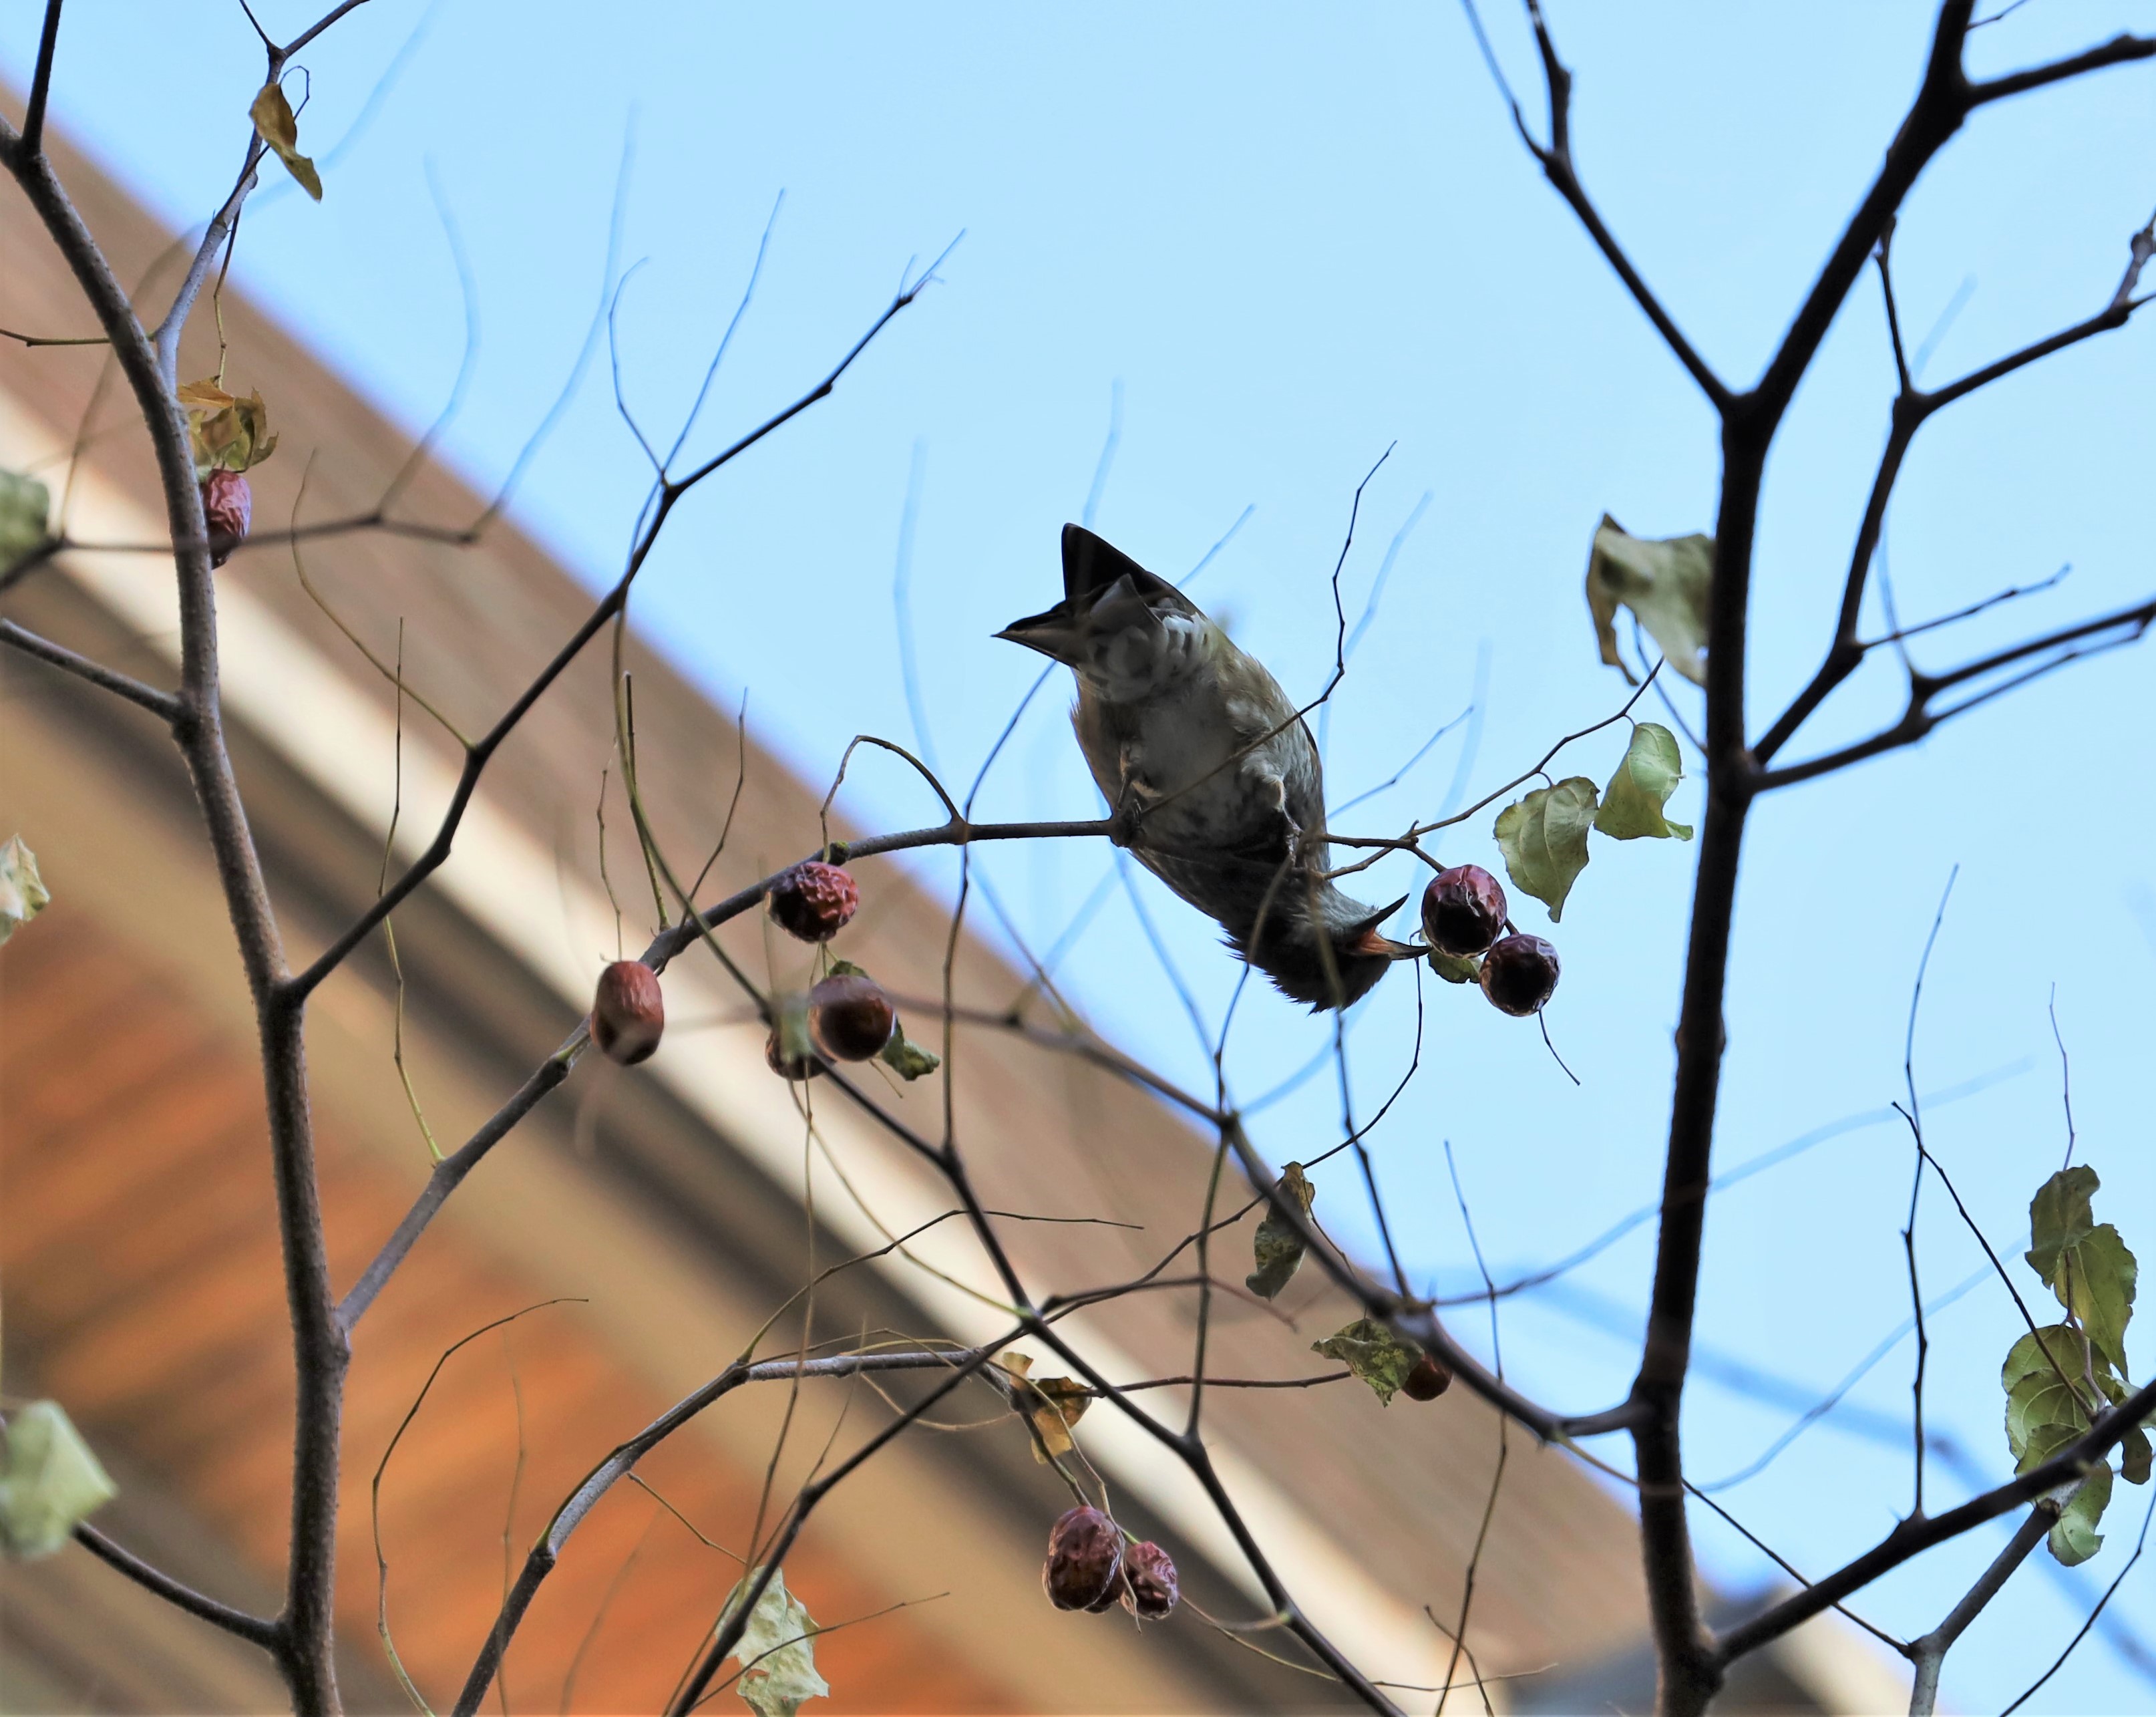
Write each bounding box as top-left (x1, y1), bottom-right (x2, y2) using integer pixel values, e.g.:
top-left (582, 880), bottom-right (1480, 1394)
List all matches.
top-left (591, 961), bottom-right (664, 1064)
top-left (808, 972), bottom-right (895, 1062)
top-left (767, 861), bottom-right (859, 943)
top-left (200, 469), bottom-right (252, 568)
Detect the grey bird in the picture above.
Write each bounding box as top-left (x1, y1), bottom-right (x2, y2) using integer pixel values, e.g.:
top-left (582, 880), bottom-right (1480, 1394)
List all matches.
top-left (997, 524), bottom-right (1418, 1009)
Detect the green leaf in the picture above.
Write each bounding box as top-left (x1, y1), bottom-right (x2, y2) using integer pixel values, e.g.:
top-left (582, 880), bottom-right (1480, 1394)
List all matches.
top-left (2002, 1323), bottom-right (2101, 1467)
top-left (2004, 1323), bottom-right (2098, 1394)
top-left (2007, 1368), bottom-right (2087, 1469)
top-left (1246, 1162), bottom-right (1316, 1300)
top-left (1594, 723), bottom-right (1694, 842)
top-left (178, 379), bottom-right (279, 479)
top-left (1585, 515), bottom-right (1713, 687)
top-left (2050, 1462), bottom-right (2114, 1567)
top-left (0, 1401), bottom-right (117, 1559)
top-left (2026, 1166), bottom-right (2137, 1377)
top-left (248, 82), bottom-right (322, 201)
top-left (1999, 1318), bottom-right (2142, 1560)
top-left (1493, 777), bottom-right (1597, 921)
top-left (717, 1567), bottom-right (829, 1717)
top-left (0, 835), bottom-right (50, 947)
top-left (878, 1026), bottom-right (940, 1081)
top-left (2096, 1370), bottom-right (2153, 1485)
top-left (0, 468), bottom-right (51, 575)
top-left (2029, 1166), bottom-right (2099, 1278)
top-left (1312, 1317), bottom-right (1423, 1408)
top-left (1426, 948), bottom-right (1480, 985)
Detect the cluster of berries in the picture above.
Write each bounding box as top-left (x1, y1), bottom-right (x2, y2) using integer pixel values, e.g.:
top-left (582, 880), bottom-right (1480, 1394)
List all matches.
top-left (586, 858), bottom-right (900, 1077)
top-left (759, 861), bottom-right (902, 1078)
top-left (1041, 1506), bottom-right (1179, 1619)
top-left (591, 856), bottom-right (1560, 1074)
top-left (1419, 864), bottom-right (1560, 1016)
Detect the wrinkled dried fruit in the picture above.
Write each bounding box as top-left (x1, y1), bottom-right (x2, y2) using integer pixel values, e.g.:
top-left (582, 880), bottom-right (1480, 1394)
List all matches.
top-left (1479, 933), bottom-right (1560, 1018)
top-left (768, 861), bottom-right (859, 943)
top-left (810, 972), bottom-right (894, 1062)
top-left (1120, 1540), bottom-right (1178, 1619)
top-left (1043, 1505), bottom-right (1124, 1612)
top-left (765, 1024), bottom-right (824, 1082)
top-left (1421, 864), bottom-right (1507, 957)
top-left (1402, 1352), bottom-right (1453, 1402)
top-left (591, 960), bottom-right (664, 1064)
top-left (200, 469), bottom-right (251, 568)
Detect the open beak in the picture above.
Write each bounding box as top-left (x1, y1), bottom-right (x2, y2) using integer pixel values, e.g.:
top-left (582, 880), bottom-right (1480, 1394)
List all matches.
top-left (1351, 895), bottom-right (1421, 961)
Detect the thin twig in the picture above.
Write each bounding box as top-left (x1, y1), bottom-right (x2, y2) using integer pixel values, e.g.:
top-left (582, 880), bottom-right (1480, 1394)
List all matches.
top-left (72, 1524), bottom-right (280, 1649)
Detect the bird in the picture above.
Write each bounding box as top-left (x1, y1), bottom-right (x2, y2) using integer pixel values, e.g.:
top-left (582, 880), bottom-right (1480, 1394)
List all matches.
top-left (997, 523), bottom-right (1419, 1009)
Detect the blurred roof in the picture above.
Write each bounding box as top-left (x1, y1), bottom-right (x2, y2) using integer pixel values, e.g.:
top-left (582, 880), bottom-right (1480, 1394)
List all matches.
top-left (0, 117), bottom-right (1878, 1714)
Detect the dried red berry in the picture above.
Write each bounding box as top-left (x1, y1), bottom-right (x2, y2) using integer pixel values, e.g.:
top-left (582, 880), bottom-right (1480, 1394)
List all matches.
top-left (591, 960), bottom-right (664, 1064)
top-left (764, 1024), bottom-right (825, 1082)
top-left (809, 972), bottom-right (895, 1062)
top-left (1120, 1540), bottom-right (1178, 1619)
top-left (1421, 864), bottom-right (1508, 957)
top-left (200, 469), bottom-right (252, 568)
top-left (768, 861), bottom-right (859, 943)
top-left (1402, 1352), bottom-right (1453, 1402)
top-left (1479, 933), bottom-right (1560, 1018)
top-left (1043, 1505), bottom-right (1124, 1612)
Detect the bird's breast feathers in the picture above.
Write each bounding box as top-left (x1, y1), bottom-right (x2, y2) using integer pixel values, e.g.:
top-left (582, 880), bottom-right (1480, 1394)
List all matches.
top-left (1074, 629), bottom-right (1320, 855)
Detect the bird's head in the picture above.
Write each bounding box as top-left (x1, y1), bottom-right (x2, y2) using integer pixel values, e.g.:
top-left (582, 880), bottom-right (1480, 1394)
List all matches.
top-left (1233, 887), bottom-right (1421, 1011)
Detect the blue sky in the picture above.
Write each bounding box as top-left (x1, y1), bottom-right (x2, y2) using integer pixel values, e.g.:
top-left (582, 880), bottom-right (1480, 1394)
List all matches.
top-left (13, 3), bottom-right (2156, 1707)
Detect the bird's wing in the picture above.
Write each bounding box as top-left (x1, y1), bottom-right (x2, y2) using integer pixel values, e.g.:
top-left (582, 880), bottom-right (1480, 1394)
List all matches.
top-left (1218, 668), bottom-right (1326, 828)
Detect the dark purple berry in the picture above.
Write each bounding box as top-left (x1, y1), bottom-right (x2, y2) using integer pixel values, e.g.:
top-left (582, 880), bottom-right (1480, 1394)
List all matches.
top-left (591, 961), bottom-right (664, 1065)
top-left (1421, 864), bottom-right (1507, 957)
top-left (1120, 1540), bottom-right (1179, 1619)
top-left (1479, 933), bottom-right (1560, 1018)
top-left (1402, 1352), bottom-right (1453, 1401)
top-left (767, 861), bottom-right (859, 943)
top-left (1043, 1505), bottom-right (1124, 1612)
top-left (809, 972), bottom-right (895, 1062)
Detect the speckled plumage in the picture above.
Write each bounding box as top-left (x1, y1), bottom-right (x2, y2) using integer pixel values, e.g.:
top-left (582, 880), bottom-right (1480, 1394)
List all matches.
top-left (997, 525), bottom-right (1415, 1009)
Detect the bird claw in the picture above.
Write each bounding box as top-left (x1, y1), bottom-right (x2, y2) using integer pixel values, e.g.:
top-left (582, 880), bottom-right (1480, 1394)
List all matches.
top-left (1108, 793), bottom-right (1147, 850)
top-left (1110, 754), bottom-right (1161, 850)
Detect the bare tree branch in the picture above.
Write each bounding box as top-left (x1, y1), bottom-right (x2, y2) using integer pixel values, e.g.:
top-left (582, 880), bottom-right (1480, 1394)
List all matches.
top-left (0, 618), bottom-right (182, 720)
top-left (1715, 1375), bottom-right (2156, 1666)
top-left (283, 277), bottom-right (942, 1005)
top-left (1757, 591), bottom-right (2156, 792)
top-left (1757, 206), bottom-right (2155, 765)
top-left (73, 1523), bottom-right (281, 1651)
top-left (1904, 1503), bottom-right (2056, 1716)
top-left (19, 0), bottom-right (65, 157)
top-left (452, 1345), bottom-right (1001, 1717)
top-left (1968, 31), bottom-right (2156, 106)
top-left (1457, 0), bottom-right (1730, 408)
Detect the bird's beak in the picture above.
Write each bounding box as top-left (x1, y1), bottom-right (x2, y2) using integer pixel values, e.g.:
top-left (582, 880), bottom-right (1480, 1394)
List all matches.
top-left (995, 604), bottom-right (1081, 664)
top-left (1351, 895), bottom-right (1421, 961)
